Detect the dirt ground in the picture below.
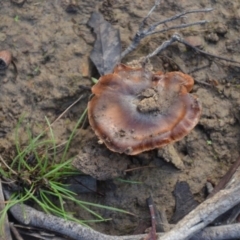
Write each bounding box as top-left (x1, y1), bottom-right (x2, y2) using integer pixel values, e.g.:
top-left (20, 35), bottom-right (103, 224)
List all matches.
top-left (0, 0), bottom-right (240, 237)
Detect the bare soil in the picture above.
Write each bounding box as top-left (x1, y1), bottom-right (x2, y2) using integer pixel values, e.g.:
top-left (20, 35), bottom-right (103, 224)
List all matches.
top-left (0, 0), bottom-right (240, 237)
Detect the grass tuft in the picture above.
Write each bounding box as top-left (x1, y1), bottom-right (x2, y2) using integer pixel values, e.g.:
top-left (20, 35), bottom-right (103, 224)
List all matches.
top-left (0, 107), bottom-right (132, 231)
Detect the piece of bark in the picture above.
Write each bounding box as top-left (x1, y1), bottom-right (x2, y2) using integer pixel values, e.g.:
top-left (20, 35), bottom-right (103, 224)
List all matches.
top-left (0, 180), bottom-right (12, 240)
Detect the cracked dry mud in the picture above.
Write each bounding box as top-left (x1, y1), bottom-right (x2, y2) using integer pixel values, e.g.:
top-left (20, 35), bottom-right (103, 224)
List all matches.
top-left (0, 0), bottom-right (240, 236)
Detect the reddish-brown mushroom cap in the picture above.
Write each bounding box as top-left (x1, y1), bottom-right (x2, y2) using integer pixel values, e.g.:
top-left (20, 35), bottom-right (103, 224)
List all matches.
top-left (88, 64), bottom-right (201, 155)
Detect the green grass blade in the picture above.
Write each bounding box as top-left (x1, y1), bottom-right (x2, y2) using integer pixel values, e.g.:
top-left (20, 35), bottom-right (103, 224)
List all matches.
top-left (61, 107), bottom-right (87, 162)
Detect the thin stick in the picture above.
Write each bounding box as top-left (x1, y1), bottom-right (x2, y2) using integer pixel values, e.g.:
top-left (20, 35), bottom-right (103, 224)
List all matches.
top-left (147, 20), bottom-right (208, 36)
top-left (9, 223), bottom-right (24, 240)
top-left (177, 36), bottom-right (240, 64)
top-left (144, 35), bottom-right (179, 60)
top-left (143, 34), bottom-right (240, 65)
top-left (148, 8), bottom-right (212, 34)
top-left (159, 184), bottom-right (240, 240)
top-left (208, 157), bottom-right (240, 198)
top-left (0, 155), bottom-right (17, 175)
top-left (121, 5), bottom-right (212, 59)
top-left (47, 95), bottom-right (84, 129)
top-left (147, 196), bottom-right (157, 240)
top-left (139, 0), bottom-right (161, 31)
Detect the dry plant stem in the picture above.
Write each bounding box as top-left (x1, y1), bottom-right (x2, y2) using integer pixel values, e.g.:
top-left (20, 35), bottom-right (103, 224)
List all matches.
top-left (9, 223), bottom-right (24, 240)
top-left (208, 157), bottom-right (240, 198)
top-left (145, 35), bottom-right (178, 59)
top-left (144, 34), bottom-right (240, 65)
top-left (225, 160), bottom-right (240, 190)
top-left (147, 9), bottom-right (212, 34)
top-left (140, 0), bottom-right (161, 29)
top-left (177, 36), bottom-right (240, 64)
top-left (159, 184), bottom-right (240, 240)
top-left (121, 6), bottom-right (212, 59)
top-left (147, 196), bottom-right (157, 240)
top-left (46, 95), bottom-right (84, 130)
top-left (147, 20), bottom-right (208, 36)
top-left (0, 155), bottom-right (17, 176)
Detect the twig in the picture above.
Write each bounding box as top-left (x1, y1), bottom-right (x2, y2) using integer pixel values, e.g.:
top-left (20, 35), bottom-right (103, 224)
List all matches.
top-left (147, 21), bottom-right (208, 36)
top-left (147, 196), bottom-right (157, 240)
top-left (121, 2), bottom-right (240, 67)
top-left (147, 9), bottom-right (212, 34)
top-left (9, 223), bottom-right (23, 240)
top-left (144, 34), bottom-right (179, 60)
top-left (210, 157), bottom-right (240, 225)
top-left (159, 182), bottom-right (240, 240)
top-left (0, 155), bottom-right (17, 176)
top-left (46, 95), bottom-right (84, 130)
top-left (176, 36), bottom-right (240, 64)
top-left (160, 161), bottom-right (240, 239)
top-left (139, 0), bottom-right (161, 31)
top-left (207, 157), bottom-right (240, 198)
top-left (121, 5), bottom-right (212, 59)
top-left (143, 34), bottom-right (240, 65)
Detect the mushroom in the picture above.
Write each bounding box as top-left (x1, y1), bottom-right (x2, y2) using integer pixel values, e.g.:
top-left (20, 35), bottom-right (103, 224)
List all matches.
top-left (88, 64), bottom-right (201, 155)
